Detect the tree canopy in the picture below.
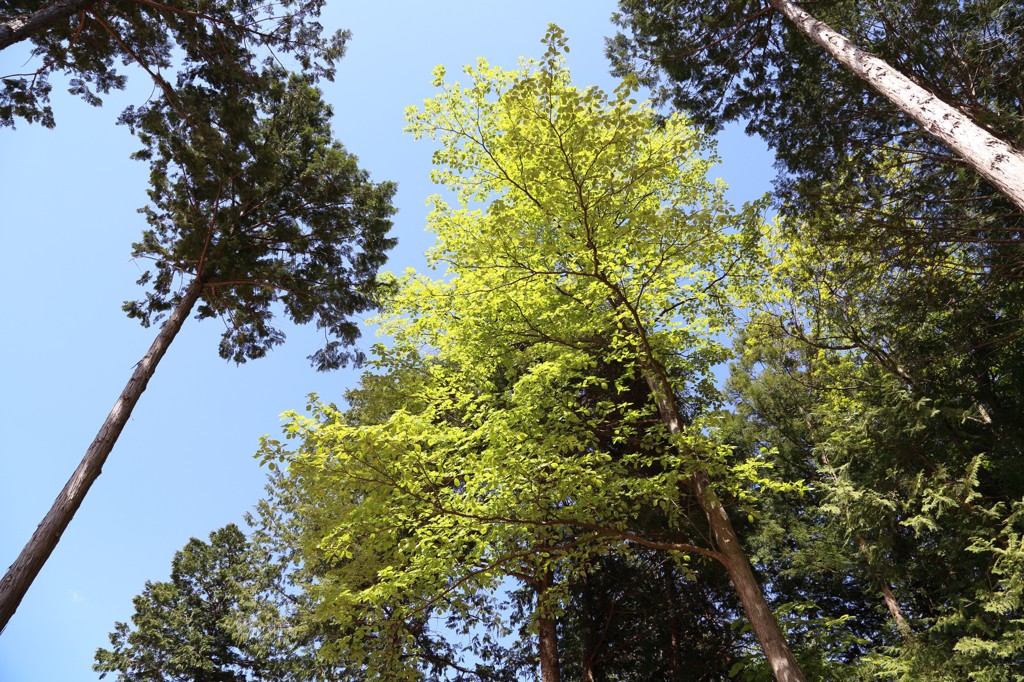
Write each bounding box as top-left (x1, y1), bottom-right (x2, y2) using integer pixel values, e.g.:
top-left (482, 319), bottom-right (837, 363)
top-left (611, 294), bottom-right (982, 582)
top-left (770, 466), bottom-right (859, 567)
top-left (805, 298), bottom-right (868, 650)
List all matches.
top-left (255, 26), bottom-right (810, 681)
top-left (0, 0), bottom-right (345, 128)
top-left (59, 4), bottom-right (1024, 680)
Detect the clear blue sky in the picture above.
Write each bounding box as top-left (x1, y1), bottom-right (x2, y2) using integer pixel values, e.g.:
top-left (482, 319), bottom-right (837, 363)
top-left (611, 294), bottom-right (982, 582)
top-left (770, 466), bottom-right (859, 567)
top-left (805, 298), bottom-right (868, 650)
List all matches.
top-left (0, 2), bottom-right (772, 679)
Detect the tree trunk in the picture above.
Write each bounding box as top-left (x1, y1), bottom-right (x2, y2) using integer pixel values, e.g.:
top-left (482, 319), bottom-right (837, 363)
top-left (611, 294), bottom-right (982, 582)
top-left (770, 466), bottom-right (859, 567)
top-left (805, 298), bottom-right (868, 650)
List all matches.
top-left (856, 537), bottom-right (912, 637)
top-left (0, 278), bottom-right (203, 633)
top-left (0, 0), bottom-right (102, 51)
top-left (537, 574), bottom-right (561, 682)
top-left (662, 560), bottom-right (684, 681)
top-left (642, 366), bottom-right (806, 682)
top-left (766, 0), bottom-right (1024, 214)
top-left (694, 473), bottom-right (806, 682)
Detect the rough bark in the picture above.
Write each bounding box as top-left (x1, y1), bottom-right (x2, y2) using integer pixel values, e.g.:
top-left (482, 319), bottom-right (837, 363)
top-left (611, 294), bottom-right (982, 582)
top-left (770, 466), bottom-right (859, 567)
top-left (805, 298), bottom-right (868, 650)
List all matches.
top-left (0, 0), bottom-right (101, 51)
top-left (766, 0), bottom-right (1024, 214)
top-left (642, 366), bottom-right (806, 682)
top-left (537, 575), bottom-right (561, 682)
top-left (539, 613), bottom-right (561, 682)
top-left (0, 278), bottom-right (204, 633)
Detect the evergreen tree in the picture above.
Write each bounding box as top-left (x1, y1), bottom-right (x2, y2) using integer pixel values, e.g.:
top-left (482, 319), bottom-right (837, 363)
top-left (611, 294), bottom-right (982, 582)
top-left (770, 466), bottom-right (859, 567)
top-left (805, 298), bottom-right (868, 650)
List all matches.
top-left (1, 0), bottom-right (346, 127)
top-left (0, 60), bottom-right (396, 630)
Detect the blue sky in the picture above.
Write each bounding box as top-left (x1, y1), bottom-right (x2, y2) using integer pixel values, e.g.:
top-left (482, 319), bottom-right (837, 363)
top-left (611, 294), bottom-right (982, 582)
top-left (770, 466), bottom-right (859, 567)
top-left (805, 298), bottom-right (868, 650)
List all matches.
top-left (0, 2), bottom-right (772, 679)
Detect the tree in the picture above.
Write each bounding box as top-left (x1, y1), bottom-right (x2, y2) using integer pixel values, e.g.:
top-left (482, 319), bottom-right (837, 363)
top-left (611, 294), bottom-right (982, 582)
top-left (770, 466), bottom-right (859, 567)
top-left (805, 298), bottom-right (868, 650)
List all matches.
top-left (722, 221), bottom-right (1024, 677)
top-left (0, 0), bottom-right (346, 127)
top-left (554, 551), bottom-right (742, 681)
top-left (0, 61), bottom-right (396, 631)
top-left (612, 2), bottom-right (1024, 675)
top-left (265, 26), bottom-right (806, 681)
top-left (609, 0), bottom-right (1024, 252)
top-left (766, 0), bottom-right (1024, 213)
top-left (94, 523), bottom-right (347, 681)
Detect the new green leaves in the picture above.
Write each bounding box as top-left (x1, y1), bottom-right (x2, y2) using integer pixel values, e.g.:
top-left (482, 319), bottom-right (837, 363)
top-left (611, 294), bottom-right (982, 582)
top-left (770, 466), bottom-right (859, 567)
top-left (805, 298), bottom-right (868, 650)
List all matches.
top-left (268, 28), bottom-right (776, 676)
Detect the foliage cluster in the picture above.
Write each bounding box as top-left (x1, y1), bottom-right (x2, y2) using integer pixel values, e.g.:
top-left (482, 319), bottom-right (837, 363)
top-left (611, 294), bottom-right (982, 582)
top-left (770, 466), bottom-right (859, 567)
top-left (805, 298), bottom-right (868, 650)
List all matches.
top-left (67, 2), bottom-right (1024, 680)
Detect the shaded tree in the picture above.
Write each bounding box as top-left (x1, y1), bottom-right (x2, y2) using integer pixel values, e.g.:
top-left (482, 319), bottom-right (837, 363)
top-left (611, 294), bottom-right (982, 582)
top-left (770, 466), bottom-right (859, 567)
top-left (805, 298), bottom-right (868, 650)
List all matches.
top-left (1, 0), bottom-right (345, 127)
top-left (609, 0), bottom-right (1024, 257)
top-left (0, 60), bottom-right (396, 630)
top-left (94, 523), bottom-right (347, 681)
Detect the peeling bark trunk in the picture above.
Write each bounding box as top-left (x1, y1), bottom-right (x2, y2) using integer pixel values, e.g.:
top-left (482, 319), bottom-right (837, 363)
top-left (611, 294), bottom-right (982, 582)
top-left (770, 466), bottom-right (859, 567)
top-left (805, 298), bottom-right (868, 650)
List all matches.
top-left (767, 0), bottom-right (1024, 214)
top-left (0, 278), bottom-right (203, 632)
top-left (642, 366), bottom-right (806, 682)
top-left (0, 0), bottom-right (101, 51)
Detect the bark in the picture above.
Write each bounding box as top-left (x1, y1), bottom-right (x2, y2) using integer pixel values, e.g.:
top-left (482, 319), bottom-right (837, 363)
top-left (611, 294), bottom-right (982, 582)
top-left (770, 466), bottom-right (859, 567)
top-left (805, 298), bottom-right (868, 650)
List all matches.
top-left (880, 582), bottom-right (913, 637)
top-left (0, 278), bottom-right (204, 633)
top-left (0, 0), bottom-right (102, 51)
top-left (766, 0), bottom-right (1024, 214)
top-left (539, 614), bottom-right (561, 682)
top-left (537, 574), bottom-right (561, 682)
top-left (694, 473), bottom-right (806, 682)
top-left (642, 366), bottom-right (806, 682)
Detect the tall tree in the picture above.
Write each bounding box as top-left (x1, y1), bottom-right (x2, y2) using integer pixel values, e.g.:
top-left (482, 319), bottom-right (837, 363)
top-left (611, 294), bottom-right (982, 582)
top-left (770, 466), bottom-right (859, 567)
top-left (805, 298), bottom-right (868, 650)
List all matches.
top-left (613, 2), bottom-right (1024, 676)
top-left (610, 0), bottom-right (1024, 250)
top-left (0, 0), bottom-right (345, 127)
top-left (0, 63), bottom-right (396, 631)
top-left (722, 218), bottom-right (1024, 677)
top-left (765, 0), bottom-right (1024, 212)
top-left (94, 522), bottom-right (354, 681)
top-left (266, 26), bottom-right (805, 681)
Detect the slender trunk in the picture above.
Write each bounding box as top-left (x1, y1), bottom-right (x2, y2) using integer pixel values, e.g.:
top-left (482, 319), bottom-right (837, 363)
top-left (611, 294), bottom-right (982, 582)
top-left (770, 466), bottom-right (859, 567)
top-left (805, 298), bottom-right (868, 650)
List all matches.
top-left (880, 582), bottom-right (912, 637)
top-left (766, 0), bottom-right (1024, 214)
top-left (0, 278), bottom-right (203, 633)
top-left (537, 574), bottom-right (561, 682)
top-left (856, 537), bottom-right (912, 637)
top-left (0, 0), bottom-right (101, 51)
top-left (642, 367), bottom-right (805, 682)
top-left (695, 474), bottom-right (806, 682)
top-left (580, 575), bottom-right (599, 682)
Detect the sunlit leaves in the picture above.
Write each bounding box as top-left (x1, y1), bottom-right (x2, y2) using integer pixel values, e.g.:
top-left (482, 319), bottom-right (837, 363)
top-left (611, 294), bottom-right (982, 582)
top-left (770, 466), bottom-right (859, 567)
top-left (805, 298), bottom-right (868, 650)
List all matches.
top-left (265, 26), bottom-right (776, 677)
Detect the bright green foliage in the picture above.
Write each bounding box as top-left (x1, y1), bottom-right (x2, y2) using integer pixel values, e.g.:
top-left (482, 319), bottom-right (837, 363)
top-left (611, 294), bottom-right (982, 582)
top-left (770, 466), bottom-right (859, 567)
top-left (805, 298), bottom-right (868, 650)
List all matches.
top-left (94, 524), bottom-right (347, 681)
top-left (122, 65), bottom-right (396, 369)
top-left (263, 26), bottom-right (780, 678)
top-left (1, 0), bottom-right (346, 127)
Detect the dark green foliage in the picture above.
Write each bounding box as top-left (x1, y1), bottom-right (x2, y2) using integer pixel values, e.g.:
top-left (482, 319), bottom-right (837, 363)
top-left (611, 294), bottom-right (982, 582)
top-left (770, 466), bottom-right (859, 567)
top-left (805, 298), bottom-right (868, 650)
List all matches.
top-left (0, 0), bottom-right (346, 128)
top-left (556, 553), bottom-right (740, 681)
top-left (610, 0), bottom-right (1024, 261)
top-left (613, 1), bottom-right (1024, 674)
top-left (121, 66), bottom-right (396, 369)
top-left (94, 524), bottom-right (346, 681)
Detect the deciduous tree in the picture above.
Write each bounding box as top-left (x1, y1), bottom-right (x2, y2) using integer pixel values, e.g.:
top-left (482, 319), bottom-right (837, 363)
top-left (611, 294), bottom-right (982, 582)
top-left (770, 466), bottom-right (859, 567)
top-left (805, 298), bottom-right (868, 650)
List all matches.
top-left (266, 26), bottom-right (804, 681)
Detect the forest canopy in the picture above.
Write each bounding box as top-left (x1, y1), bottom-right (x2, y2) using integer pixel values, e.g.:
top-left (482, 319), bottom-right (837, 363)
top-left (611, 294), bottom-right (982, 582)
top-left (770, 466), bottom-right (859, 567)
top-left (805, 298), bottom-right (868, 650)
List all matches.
top-left (4, 0), bottom-right (1024, 680)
